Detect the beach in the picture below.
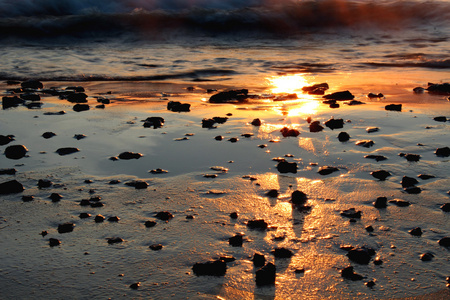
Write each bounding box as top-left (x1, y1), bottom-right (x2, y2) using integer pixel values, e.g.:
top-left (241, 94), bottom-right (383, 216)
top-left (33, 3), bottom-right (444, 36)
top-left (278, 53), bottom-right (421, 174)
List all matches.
top-left (1, 0), bottom-right (450, 299)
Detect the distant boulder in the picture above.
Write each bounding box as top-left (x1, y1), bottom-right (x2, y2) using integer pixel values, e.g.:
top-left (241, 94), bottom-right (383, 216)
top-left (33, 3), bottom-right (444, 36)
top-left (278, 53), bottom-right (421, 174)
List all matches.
top-left (21, 80), bottom-right (43, 89)
top-left (209, 89), bottom-right (248, 103)
top-left (323, 90), bottom-right (354, 100)
top-left (167, 101), bottom-right (191, 112)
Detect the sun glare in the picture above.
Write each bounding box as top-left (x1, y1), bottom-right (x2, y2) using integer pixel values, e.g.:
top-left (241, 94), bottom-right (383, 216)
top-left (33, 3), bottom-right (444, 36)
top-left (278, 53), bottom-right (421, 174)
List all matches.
top-left (268, 74), bottom-right (309, 94)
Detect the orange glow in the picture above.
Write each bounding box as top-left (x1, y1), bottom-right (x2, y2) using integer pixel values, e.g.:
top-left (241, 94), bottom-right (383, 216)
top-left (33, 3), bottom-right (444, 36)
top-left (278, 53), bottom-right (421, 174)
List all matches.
top-left (268, 74), bottom-right (309, 94)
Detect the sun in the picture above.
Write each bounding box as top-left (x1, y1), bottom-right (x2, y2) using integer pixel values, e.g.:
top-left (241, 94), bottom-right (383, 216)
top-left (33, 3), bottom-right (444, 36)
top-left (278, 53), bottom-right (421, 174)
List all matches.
top-left (268, 74), bottom-right (309, 94)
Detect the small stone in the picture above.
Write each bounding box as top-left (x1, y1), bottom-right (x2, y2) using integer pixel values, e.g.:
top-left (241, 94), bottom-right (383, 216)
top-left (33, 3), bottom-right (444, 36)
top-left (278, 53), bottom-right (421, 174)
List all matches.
top-left (251, 118), bottom-right (262, 126)
top-left (420, 252), bottom-right (434, 261)
top-left (373, 197), bottom-right (387, 208)
top-left (266, 189), bottom-right (279, 197)
top-left (371, 170), bottom-right (391, 181)
top-left (309, 121), bottom-right (324, 132)
top-left (220, 255), bottom-right (235, 263)
top-left (4, 145), bottom-right (28, 159)
top-left (418, 174), bottom-right (435, 180)
top-left (38, 179), bottom-right (52, 189)
top-left (247, 219), bottom-right (268, 230)
top-left (318, 166), bottom-right (339, 175)
top-left (347, 247), bottom-right (375, 265)
top-left (40, 231), bottom-right (48, 237)
top-left (228, 137), bottom-right (239, 143)
top-left (341, 208), bottom-right (361, 219)
top-left (143, 117), bottom-right (164, 129)
top-left (57, 222), bottom-right (75, 234)
top-left (373, 257), bottom-right (383, 265)
top-left (404, 186), bottom-right (422, 194)
top-left (291, 190), bottom-right (308, 206)
top-left (74, 134), bottom-right (87, 140)
top-left (365, 226), bottom-right (374, 232)
top-left (337, 132), bottom-right (350, 142)
top-left (149, 244), bottom-right (163, 251)
top-left (73, 104), bottom-right (90, 112)
top-left (229, 212), bottom-right (238, 219)
top-left (366, 127), bottom-right (379, 133)
top-left (365, 155), bottom-right (387, 162)
top-left (155, 211), bottom-right (173, 221)
top-left (22, 195), bottom-right (34, 202)
top-left (280, 127), bottom-right (300, 137)
top-left (94, 214), bottom-right (105, 223)
top-left (118, 152), bottom-right (142, 160)
top-left (129, 282), bottom-right (141, 290)
top-left (214, 135), bottom-right (223, 141)
top-left (255, 263), bottom-right (276, 286)
top-left (323, 90), bottom-right (354, 100)
top-left (365, 281), bottom-right (376, 288)
top-left (107, 216), bottom-right (120, 222)
top-left (144, 220), bottom-right (157, 227)
top-left (252, 253), bottom-right (266, 267)
top-left (56, 147), bottom-right (79, 156)
top-left (435, 147), bottom-right (450, 157)
top-left (409, 227), bottom-right (423, 236)
top-left (49, 238), bottom-right (61, 247)
top-left (385, 104), bottom-right (402, 111)
top-left (0, 180), bottom-right (24, 194)
top-left (272, 247), bottom-right (293, 258)
top-left (403, 153), bottom-right (421, 162)
top-left (42, 132), bottom-right (56, 139)
top-left (49, 193), bottom-right (63, 202)
top-left (79, 213), bottom-right (91, 219)
top-left (192, 259), bottom-right (227, 276)
top-left (107, 237), bottom-right (124, 244)
top-left (433, 116), bottom-right (447, 122)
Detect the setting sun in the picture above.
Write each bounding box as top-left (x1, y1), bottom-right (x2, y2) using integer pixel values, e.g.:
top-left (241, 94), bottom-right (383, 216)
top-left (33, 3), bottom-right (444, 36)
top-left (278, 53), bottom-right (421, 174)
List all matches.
top-left (268, 74), bottom-right (309, 94)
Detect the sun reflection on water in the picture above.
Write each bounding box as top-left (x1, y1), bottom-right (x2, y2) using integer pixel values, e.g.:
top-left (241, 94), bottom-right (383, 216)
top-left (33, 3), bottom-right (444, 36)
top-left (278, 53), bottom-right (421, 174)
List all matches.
top-left (268, 74), bottom-right (309, 94)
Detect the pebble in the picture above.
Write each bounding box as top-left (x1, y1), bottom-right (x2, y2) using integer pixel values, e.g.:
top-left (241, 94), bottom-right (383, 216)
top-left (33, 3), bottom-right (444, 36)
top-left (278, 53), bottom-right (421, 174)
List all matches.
top-left (0, 180), bottom-right (24, 194)
top-left (252, 253), bottom-right (266, 267)
top-left (192, 259), bottom-right (227, 276)
top-left (247, 219), bottom-right (268, 230)
top-left (57, 223), bottom-right (75, 234)
top-left (409, 227), bottom-right (423, 236)
top-left (338, 132), bottom-right (350, 142)
top-left (318, 166), bottom-right (339, 175)
top-left (49, 238), bottom-right (61, 247)
top-left (155, 211), bottom-right (173, 221)
top-left (255, 263), bottom-right (276, 286)
top-left (149, 244), bottom-right (163, 251)
top-left (4, 145), bottom-right (28, 159)
top-left (370, 170), bottom-right (391, 181)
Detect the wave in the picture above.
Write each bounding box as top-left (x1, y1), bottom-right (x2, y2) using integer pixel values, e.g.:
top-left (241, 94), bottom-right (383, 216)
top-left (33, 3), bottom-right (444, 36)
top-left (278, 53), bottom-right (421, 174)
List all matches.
top-left (1, 0), bottom-right (449, 40)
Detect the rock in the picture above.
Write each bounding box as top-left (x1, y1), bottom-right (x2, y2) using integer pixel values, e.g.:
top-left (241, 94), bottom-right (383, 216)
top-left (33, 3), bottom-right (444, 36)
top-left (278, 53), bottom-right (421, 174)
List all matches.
top-left (365, 280), bottom-right (376, 288)
top-left (22, 195), bottom-right (34, 202)
top-left (276, 161), bottom-right (297, 173)
top-left (438, 237), bottom-right (450, 247)
top-left (107, 237), bottom-right (124, 244)
top-left (409, 227), bottom-right (423, 236)
top-left (356, 140), bottom-right (374, 148)
top-left (365, 225), bottom-right (374, 232)
top-left (192, 259), bottom-right (227, 276)
top-left (202, 118), bottom-right (216, 128)
top-left (251, 118), bottom-right (262, 126)
top-left (155, 211), bottom-right (173, 221)
top-left (66, 86), bottom-right (85, 92)
top-left (209, 89), bottom-right (248, 103)
top-left (73, 134), bottom-right (86, 140)
top-left (389, 199), bottom-right (411, 207)
top-left (255, 263), bottom-right (276, 286)
top-left (21, 80), bottom-right (43, 89)
top-left (341, 208), bottom-right (362, 219)
top-left (272, 247), bottom-right (293, 258)
top-left (228, 137), bottom-right (239, 143)
top-left (149, 244), bottom-right (163, 251)
top-left (434, 116), bottom-right (447, 122)
top-left (42, 132), bottom-right (56, 139)
top-left (291, 190), bottom-right (307, 206)
top-left (2, 96), bottom-right (25, 109)
top-left (94, 215), bottom-right (105, 223)
top-left (118, 152), bottom-right (142, 160)
top-left (67, 93), bottom-right (88, 103)
top-left (73, 104), bottom-right (90, 112)
top-left (435, 147), bottom-right (450, 157)
top-left (124, 180), bottom-right (148, 189)
top-left (413, 87), bottom-right (426, 93)
top-left (252, 253), bottom-right (266, 267)
top-left (341, 266), bottom-right (363, 281)
top-left (79, 213), bottom-right (91, 219)
top-left (280, 127), bottom-right (300, 137)
top-left (0, 135), bottom-right (15, 145)
top-left (149, 168), bottom-right (168, 174)
top-left (309, 121), bottom-right (324, 132)
top-left (441, 203), bottom-right (450, 212)
top-left (404, 186), bottom-right (422, 194)
top-left (229, 233), bottom-right (244, 247)
top-left (129, 282), bottom-right (141, 290)
top-left (401, 176), bottom-right (419, 188)
top-left (302, 83), bottom-right (329, 95)
top-left (107, 216), bottom-right (120, 222)
top-left (338, 132), bottom-right (350, 142)
top-left (401, 153), bottom-right (421, 162)
top-left (385, 104), bottom-right (402, 111)
top-left (365, 155), bottom-right (387, 162)
top-left (318, 166), bottom-right (339, 175)
top-left (368, 93), bottom-right (384, 98)
top-left (373, 197), bottom-right (387, 208)
top-left (56, 147), bottom-right (79, 156)
top-left (370, 170), bottom-right (391, 181)
top-left (323, 90), bottom-right (354, 100)
top-left (49, 193), bottom-right (63, 202)
top-left (229, 212), bottom-right (238, 219)
top-left (49, 238), bottom-right (61, 247)
top-left (167, 101), bottom-right (191, 112)
top-left (247, 219), bottom-right (268, 230)
top-left (420, 252), bottom-right (434, 261)
top-left (373, 257), bottom-right (383, 265)
top-left (38, 179), bottom-right (52, 189)
top-left (0, 168), bottom-right (17, 175)
top-left (4, 145), bottom-right (28, 159)
top-left (143, 117), bottom-right (164, 129)
top-left (20, 93), bottom-right (40, 101)
top-left (57, 222), bottom-right (75, 234)
top-left (214, 135), bottom-right (223, 141)
top-left (266, 189), bottom-right (279, 198)
top-left (144, 220), bottom-right (157, 227)
top-left (324, 118), bottom-right (344, 130)
top-left (427, 83), bottom-right (450, 95)
top-left (347, 247), bottom-right (376, 265)
top-left (0, 180), bottom-right (24, 194)
top-left (418, 174), bottom-right (435, 180)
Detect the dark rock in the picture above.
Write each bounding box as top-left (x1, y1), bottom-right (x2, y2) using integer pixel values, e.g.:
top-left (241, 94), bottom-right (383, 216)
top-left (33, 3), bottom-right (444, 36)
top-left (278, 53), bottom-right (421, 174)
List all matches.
top-left (0, 180), bottom-right (24, 194)
top-left (214, 135), bottom-right (223, 141)
top-left (107, 237), bottom-right (124, 244)
top-left (149, 168), bottom-right (168, 174)
top-left (365, 280), bottom-right (376, 288)
top-left (66, 86), bottom-right (85, 92)
top-left (323, 90), bottom-right (354, 100)
top-left (40, 230), bottom-right (48, 237)
top-left (2, 96), bottom-right (25, 109)
top-left (389, 199), bottom-right (411, 207)
top-left (365, 155), bottom-right (387, 162)
top-left (155, 211), bottom-right (173, 221)
top-left (251, 118), bottom-right (262, 126)
top-left (144, 220), bottom-right (157, 227)
top-left (438, 237), bottom-right (450, 247)
top-left (401, 176), bottom-right (419, 188)
top-left (274, 93), bottom-right (298, 101)
top-left (404, 186), bottom-right (422, 194)
top-left (434, 116), bottom-right (447, 122)
top-left (371, 170), bottom-right (391, 181)
top-left (318, 166), bottom-right (339, 175)
top-left (67, 93), bottom-right (88, 103)
top-left (229, 234), bottom-right (243, 247)
top-left (252, 253), bottom-right (266, 267)
top-left (427, 83), bottom-right (450, 95)
top-left (79, 213), bottom-right (91, 219)
top-left (280, 127), bottom-right (300, 137)
top-left (366, 127), bottom-right (379, 133)
top-left (124, 180), bottom-right (148, 189)
top-left (202, 118), bottom-right (216, 128)
top-left (108, 216), bottom-right (120, 222)
top-left (341, 208), bottom-right (362, 219)
top-left (373, 258), bottom-right (383, 265)
top-left (228, 137), bottom-right (238, 143)
top-left (90, 201), bottom-right (104, 208)
top-left (302, 83), bottom-right (329, 95)
top-left (118, 152), bottom-right (142, 160)
top-left (56, 147), bottom-right (79, 156)
top-left (402, 153), bottom-right (421, 162)
top-left (49, 193), bottom-right (63, 202)
top-left (192, 259), bottom-right (227, 276)
top-left (149, 244), bottom-right (163, 251)
top-left (373, 197), bottom-right (387, 208)
top-left (42, 132), bottom-right (56, 139)
top-left (22, 195), bottom-right (34, 202)
top-left (291, 190), bottom-right (308, 206)
top-left (347, 247), bottom-right (376, 264)
top-left (356, 140), bottom-right (374, 148)
top-left (0, 135), bottom-right (15, 145)
top-left (435, 147), bottom-right (450, 157)
top-left (420, 252), bottom-right (434, 261)
top-left (74, 134), bottom-right (86, 140)
top-left (20, 93), bottom-right (41, 101)
top-left (94, 214), bottom-right (105, 223)
top-left (255, 263), bottom-right (276, 286)
top-left (167, 101), bottom-right (190, 112)
top-left (209, 89), bottom-right (248, 103)
top-left (49, 238), bottom-right (61, 247)
top-left (409, 227), bottom-right (423, 236)
top-left (272, 247), bottom-right (293, 258)
top-left (143, 117), bottom-right (164, 128)
top-left (324, 118), bottom-right (344, 130)
top-left (276, 161), bottom-right (297, 173)
top-left (338, 132), bottom-right (350, 142)
top-left (418, 174), bottom-right (435, 180)
top-left (341, 266), bottom-right (363, 281)
top-left (38, 179), bottom-right (52, 189)
top-left (266, 189), bottom-right (279, 198)
top-left (4, 145), bottom-right (28, 159)
top-left (129, 282), bottom-right (141, 290)
top-left (230, 212), bottom-right (238, 219)
top-left (441, 203), bottom-right (450, 212)
top-left (21, 80), bottom-right (43, 89)
top-left (57, 222), bottom-right (75, 234)
top-left (365, 226), bottom-right (374, 232)
top-left (79, 199), bottom-right (91, 206)
top-left (247, 219), bottom-right (268, 230)
top-left (309, 121), bottom-right (324, 132)
top-left (368, 93), bottom-right (384, 98)
top-left (73, 104), bottom-right (90, 112)
top-left (0, 168), bottom-right (17, 175)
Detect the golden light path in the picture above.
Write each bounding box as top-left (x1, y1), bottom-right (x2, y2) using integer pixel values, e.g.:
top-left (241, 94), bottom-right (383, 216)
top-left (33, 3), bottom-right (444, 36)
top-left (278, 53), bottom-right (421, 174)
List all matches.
top-left (268, 73), bottom-right (309, 94)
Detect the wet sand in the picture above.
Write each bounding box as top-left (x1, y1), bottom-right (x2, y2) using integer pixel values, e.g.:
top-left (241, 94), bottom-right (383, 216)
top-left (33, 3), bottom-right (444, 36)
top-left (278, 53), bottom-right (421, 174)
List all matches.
top-left (1, 80), bottom-right (449, 299)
